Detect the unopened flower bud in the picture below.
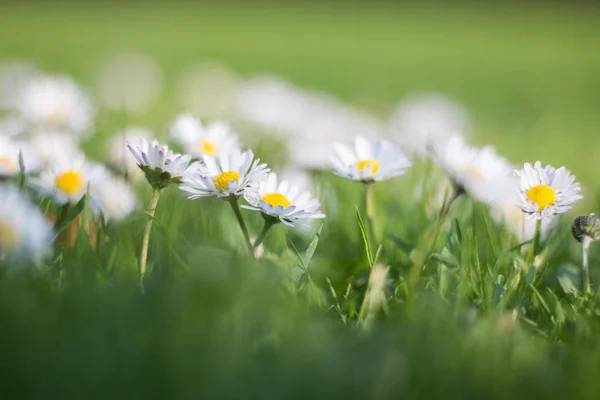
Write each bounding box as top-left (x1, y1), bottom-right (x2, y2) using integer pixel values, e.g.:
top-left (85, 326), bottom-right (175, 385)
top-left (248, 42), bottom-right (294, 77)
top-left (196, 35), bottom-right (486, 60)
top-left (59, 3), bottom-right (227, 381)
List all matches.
top-left (572, 214), bottom-right (600, 243)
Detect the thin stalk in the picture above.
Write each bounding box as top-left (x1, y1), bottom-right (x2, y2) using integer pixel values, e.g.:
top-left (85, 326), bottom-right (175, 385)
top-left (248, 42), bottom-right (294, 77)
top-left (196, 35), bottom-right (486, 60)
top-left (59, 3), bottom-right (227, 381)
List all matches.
top-left (582, 235), bottom-right (592, 299)
top-left (140, 188), bottom-right (161, 285)
top-left (254, 219), bottom-right (275, 250)
top-left (228, 195), bottom-right (253, 255)
top-left (526, 219), bottom-right (542, 266)
top-left (364, 181), bottom-right (377, 245)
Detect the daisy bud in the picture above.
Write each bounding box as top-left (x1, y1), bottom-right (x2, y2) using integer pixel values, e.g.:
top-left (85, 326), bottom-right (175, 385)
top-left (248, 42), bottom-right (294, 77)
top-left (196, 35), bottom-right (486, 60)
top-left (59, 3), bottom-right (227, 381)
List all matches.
top-left (572, 214), bottom-right (600, 243)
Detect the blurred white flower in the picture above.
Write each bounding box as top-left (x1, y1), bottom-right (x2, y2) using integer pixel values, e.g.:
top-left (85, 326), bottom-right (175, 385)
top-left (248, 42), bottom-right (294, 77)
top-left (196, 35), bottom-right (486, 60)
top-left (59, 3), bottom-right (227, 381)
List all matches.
top-left (33, 156), bottom-right (99, 205)
top-left (0, 59), bottom-right (39, 111)
top-left (105, 127), bottom-right (153, 180)
top-left (389, 93), bottom-right (470, 155)
top-left (0, 136), bottom-right (40, 176)
top-left (89, 168), bottom-right (137, 222)
top-left (235, 76), bottom-right (384, 169)
top-left (0, 185), bottom-right (53, 261)
top-left (432, 136), bottom-right (515, 206)
top-left (330, 137), bottom-right (411, 182)
top-left (515, 161), bottom-right (582, 222)
top-left (16, 75), bottom-right (94, 135)
top-left (177, 62), bottom-right (239, 119)
top-left (180, 149), bottom-right (268, 199)
top-left (243, 172), bottom-right (325, 228)
top-left (291, 109), bottom-right (382, 169)
top-left (127, 139), bottom-right (192, 189)
top-left (97, 51), bottom-right (163, 114)
top-left (0, 115), bottom-right (27, 137)
top-left (235, 76), bottom-right (310, 134)
top-left (26, 131), bottom-right (82, 169)
top-left (170, 114), bottom-right (240, 158)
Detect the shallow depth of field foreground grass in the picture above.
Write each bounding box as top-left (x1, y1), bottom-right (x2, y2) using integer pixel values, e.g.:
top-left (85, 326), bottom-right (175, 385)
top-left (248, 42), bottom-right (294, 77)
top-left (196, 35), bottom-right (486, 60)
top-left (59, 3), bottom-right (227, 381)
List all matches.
top-left (1, 2), bottom-right (600, 399)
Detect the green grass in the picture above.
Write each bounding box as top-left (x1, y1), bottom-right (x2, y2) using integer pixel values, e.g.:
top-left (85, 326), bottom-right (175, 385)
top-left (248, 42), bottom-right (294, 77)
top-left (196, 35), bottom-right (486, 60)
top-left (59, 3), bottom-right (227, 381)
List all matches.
top-left (2, 2), bottom-right (600, 398)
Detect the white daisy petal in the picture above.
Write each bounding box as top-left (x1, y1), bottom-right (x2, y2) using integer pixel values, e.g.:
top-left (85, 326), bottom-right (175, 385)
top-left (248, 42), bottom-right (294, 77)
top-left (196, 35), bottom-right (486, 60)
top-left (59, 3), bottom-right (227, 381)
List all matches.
top-left (243, 172), bottom-right (325, 228)
top-left (330, 137), bottom-right (411, 183)
top-left (180, 149), bottom-right (269, 200)
top-left (514, 161), bottom-right (582, 221)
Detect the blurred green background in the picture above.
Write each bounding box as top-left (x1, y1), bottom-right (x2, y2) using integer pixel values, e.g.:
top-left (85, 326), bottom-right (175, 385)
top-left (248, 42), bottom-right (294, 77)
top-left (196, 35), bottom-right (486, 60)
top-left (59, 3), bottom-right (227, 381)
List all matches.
top-left (2, 2), bottom-right (600, 398)
top-left (2, 1), bottom-right (599, 183)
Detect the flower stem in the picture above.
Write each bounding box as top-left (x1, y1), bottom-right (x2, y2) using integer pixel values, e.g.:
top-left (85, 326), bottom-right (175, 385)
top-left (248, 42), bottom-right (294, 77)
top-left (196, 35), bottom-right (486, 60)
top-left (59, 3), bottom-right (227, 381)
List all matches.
top-left (582, 235), bottom-right (592, 299)
top-left (526, 219), bottom-right (542, 266)
top-left (140, 188), bottom-right (161, 286)
top-left (364, 181), bottom-right (377, 244)
top-left (254, 218), bottom-right (275, 250)
top-left (228, 195), bottom-right (254, 255)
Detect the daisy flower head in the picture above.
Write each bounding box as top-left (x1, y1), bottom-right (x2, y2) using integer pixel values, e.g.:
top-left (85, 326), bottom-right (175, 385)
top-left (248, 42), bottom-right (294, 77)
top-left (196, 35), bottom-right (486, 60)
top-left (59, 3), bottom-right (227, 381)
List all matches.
top-left (330, 137), bottom-right (411, 182)
top-left (515, 161), bottom-right (583, 221)
top-left (432, 136), bottom-right (515, 206)
top-left (0, 136), bottom-right (40, 176)
top-left (33, 156), bottom-right (96, 205)
top-left (127, 138), bottom-right (192, 189)
top-left (16, 75), bottom-right (94, 135)
top-left (243, 172), bottom-right (325, 228)
top-left (179, 149), bottom-right (269, 199)
top-left (170, 114), bottom-right (239, 158)
top-left (0, 185), bottom-right (53, 261)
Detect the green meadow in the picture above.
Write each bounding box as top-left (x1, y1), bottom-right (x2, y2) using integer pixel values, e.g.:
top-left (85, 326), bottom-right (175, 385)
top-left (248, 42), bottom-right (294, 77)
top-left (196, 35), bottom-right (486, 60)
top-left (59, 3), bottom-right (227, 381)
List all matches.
top-left (1, 2), bottom-right (600, 398)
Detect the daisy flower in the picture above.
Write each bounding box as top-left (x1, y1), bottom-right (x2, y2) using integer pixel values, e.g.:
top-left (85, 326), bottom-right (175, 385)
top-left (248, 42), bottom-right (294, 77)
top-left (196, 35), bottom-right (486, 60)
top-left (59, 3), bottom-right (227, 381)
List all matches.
top-left (33, 156), bottom-right (99, 205)
top-left (515, 161), bottom-right (583, 221)
top-left (330, 137), bottom-right (411, 182)
top-left (432, 136), bottom-right (515, 206)
top-left (0, 185), bottom-right (53, 260)
top-left (26, 131), bottom-right (82, 170)
top-left (179, 149), bottom-right (268, 199)
top-left (127, 138), bottom-right (192, 189)
top-left (15, 75), bottom-right (94, 135)
top-left (170, 114), bottom-right (239, 158)
top-left (243, 172), bottom-right (325, 228)
top-left (0, 136), bottom-right (40, 176)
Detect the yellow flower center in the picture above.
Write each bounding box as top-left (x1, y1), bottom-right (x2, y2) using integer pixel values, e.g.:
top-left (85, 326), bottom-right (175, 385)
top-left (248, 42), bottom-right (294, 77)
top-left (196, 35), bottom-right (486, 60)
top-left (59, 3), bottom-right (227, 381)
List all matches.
top-left (0, 221), bottom-right (18, 251)
top-left (527, 184), bottom-right (556, 210)
top-left (198, 139), bottom-right (218, 156)
top-left (0, 157), bottom-right (17, 174)
top-left (262, 193), bottom-right (291, 208)
top-left (55, 170), bottom-right (85, 195)
top-left (214, 170), bottom-right (240, 192)
top-left (44, 108), bottom-right (68, 124)
top-left (468, 168), bottom-right (483, 180)
top-left (356, 160), bottom-right (380, 176)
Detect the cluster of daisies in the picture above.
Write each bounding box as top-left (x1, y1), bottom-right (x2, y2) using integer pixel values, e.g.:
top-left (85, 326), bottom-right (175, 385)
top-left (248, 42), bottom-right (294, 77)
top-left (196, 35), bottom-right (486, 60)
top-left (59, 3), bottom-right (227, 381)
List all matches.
top-left (128, 115), bottom-right (327, 230)
top-left (0, 60), bottom-right (585, 267)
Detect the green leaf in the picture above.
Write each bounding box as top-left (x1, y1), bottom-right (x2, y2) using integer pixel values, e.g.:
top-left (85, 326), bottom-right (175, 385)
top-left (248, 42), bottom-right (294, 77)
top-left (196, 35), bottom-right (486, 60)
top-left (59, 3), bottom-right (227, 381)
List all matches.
top-left (386, 233), bottom-right (414, 253)
top-left (356, 207), bottom-right (373, 267)
top-left (303, 224), bottom-right (323, 266)
top-left (53, 196), bottom-right (87, 239)
top-left (431, 252), bottom-right (459, 269)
